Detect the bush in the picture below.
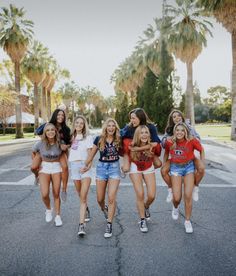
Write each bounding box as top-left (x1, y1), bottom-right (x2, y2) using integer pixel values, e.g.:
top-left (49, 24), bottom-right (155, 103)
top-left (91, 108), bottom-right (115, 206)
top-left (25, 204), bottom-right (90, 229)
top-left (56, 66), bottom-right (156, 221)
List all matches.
top-left (0, 127), bottom-right (34, 134)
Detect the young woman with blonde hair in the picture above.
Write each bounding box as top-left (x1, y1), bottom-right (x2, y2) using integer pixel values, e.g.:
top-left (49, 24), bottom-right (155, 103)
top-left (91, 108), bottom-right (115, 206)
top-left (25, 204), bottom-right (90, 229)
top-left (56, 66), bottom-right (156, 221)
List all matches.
top-left (32, 123), bottom-right (63, 226)
top-left (83, 118), bottom-right (121, 238)
top-left (126, 125), bottom-right (157, 233)
top-left (163, 122), bottom-right (205, 233)
top-left (69, 115), bottom-right (93, 236)
top-left (161, 109), bottom-right (204, 203)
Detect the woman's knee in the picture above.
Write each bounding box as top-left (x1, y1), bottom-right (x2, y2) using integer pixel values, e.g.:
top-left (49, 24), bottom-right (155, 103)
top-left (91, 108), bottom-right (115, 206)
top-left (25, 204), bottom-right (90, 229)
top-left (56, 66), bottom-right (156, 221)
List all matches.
top-left (147, 194), bottom-right (155, 203)
top-left (173, 195), bottom-right (181, 206)
top-left (41, 193), bottom-right (49, 201)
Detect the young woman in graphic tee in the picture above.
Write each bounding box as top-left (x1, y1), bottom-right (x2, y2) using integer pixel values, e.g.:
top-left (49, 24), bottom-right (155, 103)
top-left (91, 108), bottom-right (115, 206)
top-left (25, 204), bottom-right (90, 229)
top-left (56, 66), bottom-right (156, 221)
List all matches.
top-left (161, 109), bottom-right (204, 203)
top-left (32, 109), bottom-right (71, 202)
top-left (32, 123), bottom-right (63, 227)
top-left (163, 122), bottom-right (205, 234)
top-left (68, 115), bottom-right (93, 237)
top-left (125, 125), bottom-right (157, 233)
top-left (120, 108), bottom-right (162, 174)
top-left (83, 118), bottom-right (121, 238)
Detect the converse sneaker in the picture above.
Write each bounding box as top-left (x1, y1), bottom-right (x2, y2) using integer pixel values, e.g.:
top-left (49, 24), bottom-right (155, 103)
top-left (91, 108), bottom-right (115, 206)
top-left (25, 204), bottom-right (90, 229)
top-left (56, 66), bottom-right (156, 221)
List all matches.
top-left (166, 188), bottom-right (173, 203)
top-left (104, 222), bottom-right (112, 238)
top-left (77, 223), bottom-right (86, 236)
top-left (61, 191), bottom-right (67, 202)
top-left (45, 209), bottom-right (53, 222)
top-left (172, 206), bottom-right (179, 220)
top-left (184, 220), bottom-right (193, 233)
top-left (145, 208), bottom-right (151, 220)
top-left (102, 205), bottom-right (108, 220)
top-left (192, 186), bottom-right (199, 202)
top-left (85, 206), bottom-right (91, 222)
top-left (139, 219), bottom-right (148, 233)
top-left (54, 215), bottom-right (63, 227)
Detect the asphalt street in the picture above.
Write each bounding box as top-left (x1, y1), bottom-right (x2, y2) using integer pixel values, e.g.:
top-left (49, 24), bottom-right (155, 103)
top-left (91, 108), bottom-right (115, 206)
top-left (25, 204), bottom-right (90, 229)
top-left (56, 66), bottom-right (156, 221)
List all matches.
top-left (0, 139), bottom-right (236, 276)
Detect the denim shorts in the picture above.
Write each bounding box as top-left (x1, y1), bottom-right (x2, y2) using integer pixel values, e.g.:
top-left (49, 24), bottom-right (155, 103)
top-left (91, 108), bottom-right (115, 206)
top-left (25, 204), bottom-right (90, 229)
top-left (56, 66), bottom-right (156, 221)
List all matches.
top-left (170, 160), bottom-right (195, 177)
top-left (96, 160), bottom-right (120, 181)
top-left (39, 161), bottom-right (62, 174)
top-left (70, 161), bottom-right (92, 180)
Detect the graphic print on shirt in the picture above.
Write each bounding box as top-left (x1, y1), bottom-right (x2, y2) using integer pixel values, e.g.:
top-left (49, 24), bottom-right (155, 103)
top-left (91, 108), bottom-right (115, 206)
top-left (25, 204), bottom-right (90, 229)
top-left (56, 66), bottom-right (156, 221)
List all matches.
top-left (102, 143), bottom-right (119, 161)
top-left (71, 139), bottom-right (79, 150)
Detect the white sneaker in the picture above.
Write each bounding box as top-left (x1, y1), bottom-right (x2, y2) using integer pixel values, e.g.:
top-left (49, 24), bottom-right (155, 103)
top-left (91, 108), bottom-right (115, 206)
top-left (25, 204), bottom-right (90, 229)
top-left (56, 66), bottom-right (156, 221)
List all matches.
top-left (45, 209), bottom-right (53, 222)
top-left (184, 220), bottom-right (193, 233)
top-left (166, 188), bottom-right (173, 203)
top-left (54, 215), bottom-right (63, 227)
top-left (172, 206), bottom-right (179, 220)
top-left (192, 186), bottom-right (199, 202)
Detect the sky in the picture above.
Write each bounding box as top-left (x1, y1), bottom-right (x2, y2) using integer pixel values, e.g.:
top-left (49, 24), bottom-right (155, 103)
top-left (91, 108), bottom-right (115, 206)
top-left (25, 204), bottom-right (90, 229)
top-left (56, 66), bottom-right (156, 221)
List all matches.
top-left (0, 0), bottom-right (232, 99)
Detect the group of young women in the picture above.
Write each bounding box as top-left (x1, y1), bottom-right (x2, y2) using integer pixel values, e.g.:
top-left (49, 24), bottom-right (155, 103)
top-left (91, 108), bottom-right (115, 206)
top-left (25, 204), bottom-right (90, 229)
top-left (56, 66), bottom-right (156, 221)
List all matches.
top-left (31, 107), bottom-right (205, 237)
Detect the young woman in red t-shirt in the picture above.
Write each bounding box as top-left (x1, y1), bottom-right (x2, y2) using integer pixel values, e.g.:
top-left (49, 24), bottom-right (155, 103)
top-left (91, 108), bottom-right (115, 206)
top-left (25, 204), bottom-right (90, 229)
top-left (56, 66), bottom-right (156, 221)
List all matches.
top-left (163, 122), bottom-right (205, 234)
top-left (126, 125), bottom-right (157, 233)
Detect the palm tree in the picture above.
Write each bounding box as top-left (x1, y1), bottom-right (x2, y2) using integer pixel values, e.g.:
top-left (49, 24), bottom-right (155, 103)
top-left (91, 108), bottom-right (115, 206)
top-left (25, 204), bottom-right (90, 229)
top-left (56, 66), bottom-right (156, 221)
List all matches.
top-left (0, 4), bottom-right (34, 138)
top-left (22, 41), bottom-right (47, 130)
top-left (197, 0), bottom-right (236, 139)
top-left (165, 0), bottom-right (213, 124)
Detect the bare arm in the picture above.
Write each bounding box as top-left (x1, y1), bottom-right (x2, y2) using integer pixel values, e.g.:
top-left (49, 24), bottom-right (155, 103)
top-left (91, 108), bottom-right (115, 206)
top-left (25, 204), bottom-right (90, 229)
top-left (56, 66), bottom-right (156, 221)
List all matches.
top-left (130, 142), bottom-right (157, 152)
top-left (84, 145), bottom-right (98, 167)
top-left (163, 150), bottom-right (169, 164)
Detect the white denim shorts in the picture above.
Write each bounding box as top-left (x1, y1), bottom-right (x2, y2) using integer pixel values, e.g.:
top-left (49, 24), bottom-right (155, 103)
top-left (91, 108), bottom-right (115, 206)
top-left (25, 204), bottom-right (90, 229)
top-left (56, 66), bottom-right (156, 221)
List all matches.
top-left (70, 161), bottom-right (92, 180)
top-left (129, 162), bottom-right (155, 175)
top-left (39, 161), bottom-right (62, 174)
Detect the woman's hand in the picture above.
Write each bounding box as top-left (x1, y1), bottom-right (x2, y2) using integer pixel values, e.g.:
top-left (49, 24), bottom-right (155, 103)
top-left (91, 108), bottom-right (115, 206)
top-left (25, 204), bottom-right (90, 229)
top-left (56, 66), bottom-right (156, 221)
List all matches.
top-left (61, 144), bottom-right (69, 151)
top-left (80, 162), bottom-right (92, 173)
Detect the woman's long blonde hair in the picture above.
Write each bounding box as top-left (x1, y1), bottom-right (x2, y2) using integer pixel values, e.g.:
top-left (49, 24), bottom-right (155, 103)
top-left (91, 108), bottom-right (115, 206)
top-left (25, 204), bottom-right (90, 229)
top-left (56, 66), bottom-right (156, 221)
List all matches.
top-left (41, 123), bottom-right (60, 149)
top-left (71, 115), bottom-right (89, 141)
top-left (131, 125), bottom-right (153, 161)
top-left (171, 122), bottom-right (192, 150)
top-left (98, 118), bottom-right (121, 151)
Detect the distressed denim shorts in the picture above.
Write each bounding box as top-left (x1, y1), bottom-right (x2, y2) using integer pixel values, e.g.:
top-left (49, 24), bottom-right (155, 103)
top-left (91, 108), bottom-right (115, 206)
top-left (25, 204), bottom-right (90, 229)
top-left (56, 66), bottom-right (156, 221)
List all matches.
top-left (70, 161), bottom-right (92, 180)
top-left (96, 160), bottom-right (120, 181)
top-left (170, 160), bottom-right (195, 177)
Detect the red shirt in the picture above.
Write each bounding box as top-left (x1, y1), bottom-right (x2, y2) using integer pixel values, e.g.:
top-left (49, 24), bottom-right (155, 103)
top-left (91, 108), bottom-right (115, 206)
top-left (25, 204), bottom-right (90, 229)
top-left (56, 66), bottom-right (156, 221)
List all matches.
top-left (123, 138), bottom-right (155, 171)
top-left (165, 138), bottom-right (203, 164)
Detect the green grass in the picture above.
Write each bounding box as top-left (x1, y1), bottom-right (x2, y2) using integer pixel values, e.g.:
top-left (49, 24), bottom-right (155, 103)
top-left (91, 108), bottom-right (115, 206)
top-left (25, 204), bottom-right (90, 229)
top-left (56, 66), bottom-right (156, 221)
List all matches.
top-left (195, 124), bottom-right (231, 141)
top-left (0, 132), bottom-right (35, 142)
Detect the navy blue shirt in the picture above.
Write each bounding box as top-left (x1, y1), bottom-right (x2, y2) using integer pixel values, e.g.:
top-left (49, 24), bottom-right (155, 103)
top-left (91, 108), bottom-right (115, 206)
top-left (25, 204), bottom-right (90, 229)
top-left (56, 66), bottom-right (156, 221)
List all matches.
top-left (120, 123), bottom-right (161, 143)
top-left (94, 136), bottom-right (119, 162)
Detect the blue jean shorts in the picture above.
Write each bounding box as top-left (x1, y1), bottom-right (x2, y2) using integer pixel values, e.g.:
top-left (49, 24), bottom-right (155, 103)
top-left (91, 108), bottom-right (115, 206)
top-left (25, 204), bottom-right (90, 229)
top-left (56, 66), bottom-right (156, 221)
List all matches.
top-left (70, 161), bottom-right (92, 180)
top-left (96, 160), bottom-right (120, 181)
top-left (170, 161), bottom-right (195, 177)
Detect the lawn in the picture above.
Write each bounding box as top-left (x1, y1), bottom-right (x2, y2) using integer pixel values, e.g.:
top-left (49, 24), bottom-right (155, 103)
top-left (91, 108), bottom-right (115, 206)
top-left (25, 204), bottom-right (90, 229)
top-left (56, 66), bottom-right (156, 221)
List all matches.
top-left (195, 124), bottom-right (231, 141)
top-left (0, 132), bottom-right (35, 142)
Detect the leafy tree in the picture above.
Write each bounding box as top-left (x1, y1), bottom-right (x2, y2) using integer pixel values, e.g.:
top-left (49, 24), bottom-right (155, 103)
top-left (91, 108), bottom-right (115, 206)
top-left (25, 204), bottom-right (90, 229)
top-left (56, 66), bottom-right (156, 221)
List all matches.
top-left (0, 4), bottom-right (34, 138)
top-left (206, 85), bottom-right (231, 105)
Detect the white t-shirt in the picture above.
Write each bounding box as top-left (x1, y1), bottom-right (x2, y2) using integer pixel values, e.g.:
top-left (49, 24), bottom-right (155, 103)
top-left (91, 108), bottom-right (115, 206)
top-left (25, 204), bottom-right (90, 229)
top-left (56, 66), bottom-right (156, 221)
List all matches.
top-left (69, 135), bottom-right (93, 162)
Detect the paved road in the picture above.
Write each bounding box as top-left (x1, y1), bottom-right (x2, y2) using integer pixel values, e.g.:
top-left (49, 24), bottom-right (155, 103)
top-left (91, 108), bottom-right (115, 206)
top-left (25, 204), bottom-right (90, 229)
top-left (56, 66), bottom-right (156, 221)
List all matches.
top-left (0, 139), bottom-right (236, 275)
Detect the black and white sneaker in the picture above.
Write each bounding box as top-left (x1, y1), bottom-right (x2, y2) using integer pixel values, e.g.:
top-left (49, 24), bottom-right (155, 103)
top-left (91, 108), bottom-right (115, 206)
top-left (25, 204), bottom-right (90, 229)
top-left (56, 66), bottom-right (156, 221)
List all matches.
top-left (77, 223), bottom-right (86, 237)
top-left (85, 207), bottom-right (90, 222)
top-left (145, 208), bottom-right (151, 220)
top-left (139, 219), bottom-right (148, 233)
top-left (102, 205), bottom-right (108, 220)
top-left (104, 222), bottom-right (112, 238)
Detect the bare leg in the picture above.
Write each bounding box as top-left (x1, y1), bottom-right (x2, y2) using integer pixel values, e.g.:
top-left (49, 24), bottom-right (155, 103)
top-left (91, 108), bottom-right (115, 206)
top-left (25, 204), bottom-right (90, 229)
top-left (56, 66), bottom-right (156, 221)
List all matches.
top-left (39, 173), bottom-right (51, 209)
top-left (96, 179), bottom-right (108, 210)
top-left (107, 179), bottom-right (120, 223)
top-left (31, 152), bottom-right (42, 178)
top-left (51, 173), bottom-right (61, 215)
top-left (171, 175), bottom-right (182, 208)
top-left (183, 173), bottom-right (195, 220)
top-left (78, 177), bottom-right (91, 224)
top-left (153, 155), bottom-right (162, 169)
top-left (194, 158), bottom-right (205, 187)
top-left (122, 154), bottom-right (130, 173)
top-left (60, 152), bottom-right (68, 192)
top-left (143, 172), bottom-right (156, 209)
top-left (161, 160), bottom-right (171, 188)
top-left (129, 173), bottom-right (145, 218)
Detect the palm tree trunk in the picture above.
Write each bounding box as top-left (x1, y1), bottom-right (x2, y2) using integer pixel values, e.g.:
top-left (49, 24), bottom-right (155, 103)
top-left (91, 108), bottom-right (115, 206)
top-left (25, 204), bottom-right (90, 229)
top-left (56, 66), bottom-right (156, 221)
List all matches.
top-left (42, 86), bottom-right (47, 122)
top-left (185, 62), bottom-right (195, 125)
top-left (34, 83), bottom-right (39, 131)
top-left (231, 32), bottom-right (236, 141)
top-left (15, 61), bottom-right (23, 138)
top-left (47, 89), bottom-right (51, 120)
